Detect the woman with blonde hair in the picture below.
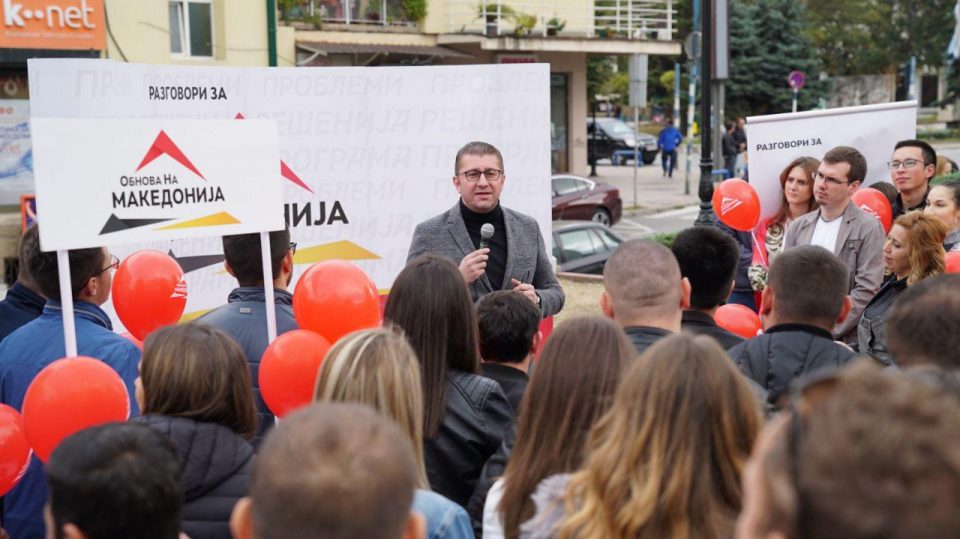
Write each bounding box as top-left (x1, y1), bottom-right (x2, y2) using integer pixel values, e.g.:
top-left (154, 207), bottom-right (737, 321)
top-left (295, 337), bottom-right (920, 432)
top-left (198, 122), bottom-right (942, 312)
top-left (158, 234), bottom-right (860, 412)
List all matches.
top-left (858, 211), bottom-right (946, 365)
top-left (133, 324), bottom-right (258, 539)
top-left (313, 327), bottom-right (474, 538)
top-left (521, 334), bottom-right (762, 539)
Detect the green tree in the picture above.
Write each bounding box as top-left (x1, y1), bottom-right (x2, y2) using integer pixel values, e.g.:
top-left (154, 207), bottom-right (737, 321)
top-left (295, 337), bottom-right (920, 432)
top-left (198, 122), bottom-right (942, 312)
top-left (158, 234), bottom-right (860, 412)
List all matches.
top-left (726, 0), bottom-right (824, 116)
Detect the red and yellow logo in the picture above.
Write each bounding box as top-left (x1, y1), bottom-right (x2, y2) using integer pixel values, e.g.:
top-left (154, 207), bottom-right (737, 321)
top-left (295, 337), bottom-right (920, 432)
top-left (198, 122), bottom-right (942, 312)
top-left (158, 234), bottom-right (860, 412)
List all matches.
top-left (0, 0), bottom-right (105, 50)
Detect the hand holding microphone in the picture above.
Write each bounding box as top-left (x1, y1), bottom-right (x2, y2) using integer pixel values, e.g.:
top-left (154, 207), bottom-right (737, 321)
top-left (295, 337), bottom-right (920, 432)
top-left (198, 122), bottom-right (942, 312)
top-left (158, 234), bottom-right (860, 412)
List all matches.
top-left (460, 223), bottom-right (495, 284)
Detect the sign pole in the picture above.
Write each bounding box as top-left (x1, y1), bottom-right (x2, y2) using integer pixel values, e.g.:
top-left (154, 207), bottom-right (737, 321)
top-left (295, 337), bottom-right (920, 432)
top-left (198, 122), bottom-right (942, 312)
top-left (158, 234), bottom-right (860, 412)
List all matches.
top-left (633, 106), bottom-right (639, 207)
top-left (56, 250), bottom-right (78, 357)
top-left (259, 232), bottom-right (278, 343)
top-left (792, 88), bottom-right (799, 113)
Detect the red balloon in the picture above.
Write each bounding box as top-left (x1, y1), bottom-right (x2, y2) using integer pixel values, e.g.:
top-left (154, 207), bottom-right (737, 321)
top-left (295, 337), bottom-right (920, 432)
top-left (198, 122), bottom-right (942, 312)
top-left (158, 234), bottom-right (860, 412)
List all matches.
top-left (259, 330), bottom-right (332, 418)
top-left (947, 251), bottom-right (960, 274)
top-left (0, 404), bottom-right (31, 496)
top-left (852, 188), bottom-right (893, 233)
top-left (112, 250), bottom-right (187, 340)
top-left (23, 357), bottom-right (130, 462)
top-left (293, 261), bottom-right (381, 343)
top-left (715, 304), bottom-right (762, 339)
top-left (120, 332), bottom-right (143, 350)
top-left (712, 179), bottom-right (761, 231)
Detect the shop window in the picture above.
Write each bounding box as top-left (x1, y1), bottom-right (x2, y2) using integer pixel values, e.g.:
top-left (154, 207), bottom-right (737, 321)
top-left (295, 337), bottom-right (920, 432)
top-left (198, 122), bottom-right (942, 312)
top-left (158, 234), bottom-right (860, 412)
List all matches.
top-left (169, 1), bottom-right (213, 57)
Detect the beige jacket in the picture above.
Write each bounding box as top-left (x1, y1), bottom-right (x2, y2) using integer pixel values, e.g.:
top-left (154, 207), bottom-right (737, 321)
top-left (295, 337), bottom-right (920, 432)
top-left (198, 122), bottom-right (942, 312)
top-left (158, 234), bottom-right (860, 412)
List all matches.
top-left (783, 201), bottom-right (885, 341)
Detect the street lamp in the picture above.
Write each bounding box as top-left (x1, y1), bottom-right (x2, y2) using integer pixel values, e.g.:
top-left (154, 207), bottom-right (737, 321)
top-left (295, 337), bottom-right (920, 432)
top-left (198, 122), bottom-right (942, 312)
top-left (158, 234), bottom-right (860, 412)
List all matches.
top-left (589, 97), bottom-right (598, 177)
top-left (694, 0), bottom-right (715, 226)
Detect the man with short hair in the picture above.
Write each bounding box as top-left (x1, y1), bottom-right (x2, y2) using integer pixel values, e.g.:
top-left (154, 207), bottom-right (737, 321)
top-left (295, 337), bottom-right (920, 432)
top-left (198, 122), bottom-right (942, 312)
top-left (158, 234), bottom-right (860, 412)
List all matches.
top-left (407, 141), bottom-right (564, 317)
top-left (601, 239), bottom-right (690, 355)
top-left (0, 232), bottom-right (140, 539)
top-left (889, 139), bottom-right (937, 218)
top-left (0, 225), bottom-right (44, 343)
top-left (727, 246), bottom-right (855, 406)
top-left (657, 118), bottom-right (682, 178)
top-left (784, 146), bottom-right (885, 342)
top-left (721, 121), bottom-right (739, 176)
top-left (885, 274), bottom-right (960, 369)
top-left (476, 290), bottom-right (542, 413)
top-left (736, 362), bottom-right (960, 539)
top-left (197, 229), bottom-right (298, 446)
top-left (671, 227), bottom-right (745, 349)
top-left (230, 403), bottom-right (425, 539)
top-left (45, 423), bottom-right (183, 539)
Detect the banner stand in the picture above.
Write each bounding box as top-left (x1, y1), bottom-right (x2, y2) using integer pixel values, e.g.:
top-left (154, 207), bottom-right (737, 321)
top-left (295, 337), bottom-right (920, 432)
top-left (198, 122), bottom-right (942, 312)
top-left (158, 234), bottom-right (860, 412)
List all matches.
top-left (56, 250), bottom-right (78, 357)
top-left (259, 232), bottom-right (278, 343)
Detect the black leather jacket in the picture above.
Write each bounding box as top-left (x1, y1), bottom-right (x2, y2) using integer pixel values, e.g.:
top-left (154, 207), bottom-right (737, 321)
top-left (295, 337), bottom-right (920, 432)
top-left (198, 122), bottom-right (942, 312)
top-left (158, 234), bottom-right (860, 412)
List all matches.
top-left (424, 369), bottom-right (512, 508)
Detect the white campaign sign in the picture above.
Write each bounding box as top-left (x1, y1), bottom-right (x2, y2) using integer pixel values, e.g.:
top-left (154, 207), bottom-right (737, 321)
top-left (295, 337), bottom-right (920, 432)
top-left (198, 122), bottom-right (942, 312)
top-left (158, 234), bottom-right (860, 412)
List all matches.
top-left (747, 101), bottom-right (917, 220)
top-left (32, 118), bottom-right (284, 251)
top-left (27, 59), bottom-right (551, 327)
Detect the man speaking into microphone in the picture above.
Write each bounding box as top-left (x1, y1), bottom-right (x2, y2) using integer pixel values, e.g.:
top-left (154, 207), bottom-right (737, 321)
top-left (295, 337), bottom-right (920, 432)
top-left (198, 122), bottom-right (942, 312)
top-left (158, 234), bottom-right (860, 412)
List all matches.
top-left (407, 141), bottom-right (564, 317)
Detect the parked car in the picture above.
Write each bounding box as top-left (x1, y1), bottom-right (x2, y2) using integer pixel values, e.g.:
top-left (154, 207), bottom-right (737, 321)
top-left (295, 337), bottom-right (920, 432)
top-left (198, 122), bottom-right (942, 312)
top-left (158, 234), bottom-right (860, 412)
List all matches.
top-left (587, 117), bottom-right (658, 165)
top-left (551, 174), bottom-right (622, 226)
top-left (552, 221), bottom-right (624, 274)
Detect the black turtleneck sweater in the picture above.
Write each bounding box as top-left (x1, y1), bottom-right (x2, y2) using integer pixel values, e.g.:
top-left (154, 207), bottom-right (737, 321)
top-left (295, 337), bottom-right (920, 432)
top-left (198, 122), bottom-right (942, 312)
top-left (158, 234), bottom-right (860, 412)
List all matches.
top-left (460, 201), bottom-right (508, 290)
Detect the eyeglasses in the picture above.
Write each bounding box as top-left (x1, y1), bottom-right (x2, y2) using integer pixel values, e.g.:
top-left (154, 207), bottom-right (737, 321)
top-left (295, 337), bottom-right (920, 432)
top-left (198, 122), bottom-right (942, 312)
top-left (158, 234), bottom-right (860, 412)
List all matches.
top-left (460, 169), bottom-right (503, 183)
top-left (94, 255), bottom-right (120, 277)
top-left (887, 159), bottom-right (930, 170)
top-left (812, 171), bottom-right (850, 186)
top-left (289, 241), bottom-right (297, 255)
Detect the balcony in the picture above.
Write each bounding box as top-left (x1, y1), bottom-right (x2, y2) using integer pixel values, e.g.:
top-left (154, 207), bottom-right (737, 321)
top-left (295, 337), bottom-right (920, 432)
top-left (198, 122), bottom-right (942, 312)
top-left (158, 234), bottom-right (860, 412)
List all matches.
top-left (446, 0), bottom-right (675, 40)
top-left (280, 0), bottom-right (420, 30)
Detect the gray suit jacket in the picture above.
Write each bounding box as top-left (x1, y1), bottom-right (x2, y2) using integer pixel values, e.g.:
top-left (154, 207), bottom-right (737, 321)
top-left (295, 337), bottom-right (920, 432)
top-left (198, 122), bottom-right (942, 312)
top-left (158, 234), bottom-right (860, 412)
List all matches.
top-left (407, 202), bottom-right (565, 317)
top-left (783, 201), bottom-right (885, 341)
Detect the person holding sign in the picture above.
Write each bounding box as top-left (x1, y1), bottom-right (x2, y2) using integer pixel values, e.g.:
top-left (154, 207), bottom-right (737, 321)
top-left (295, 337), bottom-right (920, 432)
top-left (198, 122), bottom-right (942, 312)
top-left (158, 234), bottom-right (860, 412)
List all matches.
top-left (889, 139), bottom-right (937, 219)
top-left (0, 236), bottom-right (140, 539)
top-left (407, 141), bottom-right (564, 317)
top-left (783, 146), bottom-right (885, 344)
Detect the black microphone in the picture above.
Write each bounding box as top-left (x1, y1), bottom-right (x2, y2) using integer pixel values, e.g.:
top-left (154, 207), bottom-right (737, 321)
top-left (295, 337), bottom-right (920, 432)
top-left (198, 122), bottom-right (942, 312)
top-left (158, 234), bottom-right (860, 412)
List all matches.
top-left (480, 223), bottom-right (494, 250)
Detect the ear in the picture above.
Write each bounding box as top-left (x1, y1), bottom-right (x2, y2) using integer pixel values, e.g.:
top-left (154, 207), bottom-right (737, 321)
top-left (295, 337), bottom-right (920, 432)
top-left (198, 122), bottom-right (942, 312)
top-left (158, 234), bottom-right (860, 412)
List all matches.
top-left (679, 277), bottom-right (692, 310)
top-left (529, 330), bottom-right (542, 356)
top-left (836, 295), bottom-right (853, 326)
top-left (760, 285), bottom-right (775, 319)
top-left (402, 512), bottom-right (427, 539)
top-left (281, 251), bottom-right (294, 275)
top-left (224, 261), bottom-right (236, 278)
top-left (230, 497), bottom-right (254, 539)
top-left (452, 175), bottom-right (462, 194)
top-left (76, 276), bottom-right (97, 302)
top-left (599, 290), bottom-right (614, 319)
top-left (62, 524), bottom-right (87, 539)
top-left (926, 163), bottom-right (937, 180)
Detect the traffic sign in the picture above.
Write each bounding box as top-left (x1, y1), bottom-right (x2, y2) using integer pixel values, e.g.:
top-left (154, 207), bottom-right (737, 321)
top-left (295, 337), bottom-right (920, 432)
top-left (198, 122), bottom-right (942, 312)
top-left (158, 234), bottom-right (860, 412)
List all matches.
top-left (788, 70), bottom-right (806, 90)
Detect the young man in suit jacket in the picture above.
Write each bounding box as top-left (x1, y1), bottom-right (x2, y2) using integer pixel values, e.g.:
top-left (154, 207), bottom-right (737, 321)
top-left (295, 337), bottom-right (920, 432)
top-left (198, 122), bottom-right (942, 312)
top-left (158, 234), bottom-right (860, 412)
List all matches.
top-left (406, 141), bottom-right (564, 317)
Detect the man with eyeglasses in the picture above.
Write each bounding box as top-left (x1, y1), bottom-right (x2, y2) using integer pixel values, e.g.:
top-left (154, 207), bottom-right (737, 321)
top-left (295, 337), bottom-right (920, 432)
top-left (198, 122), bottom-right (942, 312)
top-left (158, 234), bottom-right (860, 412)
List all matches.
top-left (0, 232), bottom-right (140, 539)
top-left (783, 146), bottom-right (885, 344)
top-left (197, 228), bottom-right (298, 447)
top-left (407, 141), bottom-right (564, 317)
top-left (888, 139), bottom-right (937, 218)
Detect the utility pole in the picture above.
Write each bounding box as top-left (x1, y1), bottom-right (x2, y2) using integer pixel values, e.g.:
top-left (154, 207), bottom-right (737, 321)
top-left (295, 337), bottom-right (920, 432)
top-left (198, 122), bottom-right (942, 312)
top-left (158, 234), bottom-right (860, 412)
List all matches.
top-left (694, 0), bottom-right (715, 226)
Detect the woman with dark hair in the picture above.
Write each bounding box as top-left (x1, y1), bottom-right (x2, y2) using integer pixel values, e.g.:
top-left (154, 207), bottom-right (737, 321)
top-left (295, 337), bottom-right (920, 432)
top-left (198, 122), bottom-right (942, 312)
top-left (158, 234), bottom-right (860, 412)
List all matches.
top-left (384, 253), bottom-right (512, 508)
top-left (858, 212), bottom-right (946, 365)
top-left (522, 334), bottom-right (762, 539)
top-left (483, 316), bottom-right (636, 539)
top-left (133, 324), bottom-right (257, 539)
top-left (923, 179), bottom-right (960, 251)
top-left (748, 157), bottom-right (819, 293)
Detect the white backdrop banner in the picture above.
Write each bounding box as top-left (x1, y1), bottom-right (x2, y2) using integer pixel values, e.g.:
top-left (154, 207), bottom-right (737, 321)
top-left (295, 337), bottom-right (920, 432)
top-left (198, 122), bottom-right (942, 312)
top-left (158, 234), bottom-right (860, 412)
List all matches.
top-left (27, 59), bottom-right (552, 327)
top-left (746, 101), bottom-right (917, 220)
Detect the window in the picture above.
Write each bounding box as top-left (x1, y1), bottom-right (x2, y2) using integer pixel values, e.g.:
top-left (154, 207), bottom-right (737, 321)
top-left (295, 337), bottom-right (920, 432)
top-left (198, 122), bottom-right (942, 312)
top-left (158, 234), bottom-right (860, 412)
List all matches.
top-left (557, 229), bottom-right (603, 262)
top-left (169, 1), bottom-right (213, 57)
top-left (595, 228), bottom-right (621, 251)
top-left (552, 177), bottom-right (578, 197)
top-left (570, 178), bottom-right (592, 192)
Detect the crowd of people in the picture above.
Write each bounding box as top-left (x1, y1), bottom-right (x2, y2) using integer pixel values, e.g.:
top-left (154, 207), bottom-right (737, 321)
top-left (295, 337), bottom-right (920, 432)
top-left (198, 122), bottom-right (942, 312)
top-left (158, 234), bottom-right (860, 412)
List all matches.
top-left (1, 140), bottom-right (960, 539)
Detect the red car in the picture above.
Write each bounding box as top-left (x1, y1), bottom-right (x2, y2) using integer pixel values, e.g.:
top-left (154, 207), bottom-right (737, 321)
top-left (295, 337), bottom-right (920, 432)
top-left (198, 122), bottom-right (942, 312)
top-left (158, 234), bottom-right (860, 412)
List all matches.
top-left (551, 174), bottom-right (622, 226)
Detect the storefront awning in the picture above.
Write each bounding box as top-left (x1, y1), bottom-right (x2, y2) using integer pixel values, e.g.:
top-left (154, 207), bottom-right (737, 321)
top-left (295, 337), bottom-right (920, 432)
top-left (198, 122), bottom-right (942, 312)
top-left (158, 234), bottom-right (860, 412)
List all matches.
top-left (296, 41), bottom-right (473, 61)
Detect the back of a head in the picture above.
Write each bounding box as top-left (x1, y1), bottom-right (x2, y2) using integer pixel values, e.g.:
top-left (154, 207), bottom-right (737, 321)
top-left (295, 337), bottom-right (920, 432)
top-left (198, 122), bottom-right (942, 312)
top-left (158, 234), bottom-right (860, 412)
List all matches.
top-left (454, 141), bottom-right (504, 173)
top-left (222, 228), bottom-right (291, 286)
top-left (313, 327), bottom-right (428, 488)
top-left (383, 254), bottom-right (479, 437)
top-left (28, 225), bottom-right (105, 301)
top-left (17, 224), bottom-right (40, 286)
top-left (47, 423), bottom-right (183, 539)
top-left (603, 239), bottom-right (682, 323)
top-left (767, 246), bottom-right (847, 328)
top-left (477, 290), bottom-right (542, 363)
top-left (250, 403), bottom-right (418, 539)
top-left (671, 227), bottom-right (739, 310)
top-left (822, 146), bottom-right (867, 184)
top-left (141, 324), bottom-right (258, 439)
top-left (559, 334), bottom-right (761, 538)
top-left (792, 362), bottom-right (960, 539)
top-left (886, 274), bottom-right (960, 369)
top-left (499, 316), bottom-right (636, 537)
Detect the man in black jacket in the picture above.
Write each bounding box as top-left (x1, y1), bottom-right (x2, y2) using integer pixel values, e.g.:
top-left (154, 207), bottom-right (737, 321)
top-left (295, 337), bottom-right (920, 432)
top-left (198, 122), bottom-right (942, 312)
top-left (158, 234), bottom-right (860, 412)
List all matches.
top-left (671, 227), bottom-right (745, 350)
top-left (727, 246), bottom-right (854, 407)
top-left (477, 290), bottom-right (541, 414)
top-left (601, 239), bottom-right (691, 355)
